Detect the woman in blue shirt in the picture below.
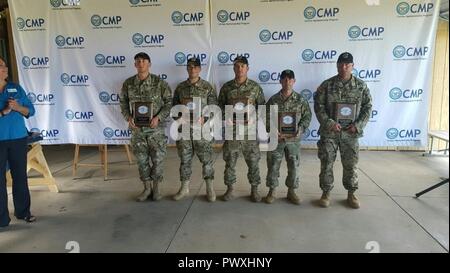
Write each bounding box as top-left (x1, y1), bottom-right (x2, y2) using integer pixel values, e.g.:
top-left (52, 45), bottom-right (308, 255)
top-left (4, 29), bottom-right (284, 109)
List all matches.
top-left (0, 57), bottom-right (36, 227)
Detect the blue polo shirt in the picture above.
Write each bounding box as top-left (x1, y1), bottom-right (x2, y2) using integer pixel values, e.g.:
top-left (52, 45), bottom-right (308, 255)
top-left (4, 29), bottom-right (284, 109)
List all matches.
top-left (0, 82), bottom-right (35, 141)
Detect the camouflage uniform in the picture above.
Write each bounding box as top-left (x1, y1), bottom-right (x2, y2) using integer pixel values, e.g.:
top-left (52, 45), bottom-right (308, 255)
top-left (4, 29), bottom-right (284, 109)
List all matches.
top-left (314, 75), bottom-right (372, 193)
top-left (266, 91), bottom-right (311, 189)
top-left (173, 78), bottom-right (218, 182)
top-left (120, 73), bottom-right (172, 184)
top-left (218, 79), bottom-right (265, 186)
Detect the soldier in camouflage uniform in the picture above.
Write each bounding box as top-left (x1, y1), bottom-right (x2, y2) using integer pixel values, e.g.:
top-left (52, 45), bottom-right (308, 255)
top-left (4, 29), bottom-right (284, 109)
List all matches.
top-left (265, 70), bottom-right (311, 205)
top-left (172, 57), bottom-right (218, 202)
top-left (314, 52), bottom-right (372, 209)
top-left (218, 56), bottom-right (265, 202)
top-left (120, 52), bottom-right (172, 202)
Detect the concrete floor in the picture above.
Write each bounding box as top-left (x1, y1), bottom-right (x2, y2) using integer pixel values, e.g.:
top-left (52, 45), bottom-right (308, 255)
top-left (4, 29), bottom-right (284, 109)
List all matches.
top-left (1, 145), bottom-right (448, 253)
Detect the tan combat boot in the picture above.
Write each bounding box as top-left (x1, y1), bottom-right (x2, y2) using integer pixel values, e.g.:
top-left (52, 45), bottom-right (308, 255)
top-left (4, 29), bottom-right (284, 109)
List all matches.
top-left (173, 180), bottom-right (190, 201)
top-left (222, 185), bottom-right (235, 201)
top-left (347, 192), bottom-right (360, 209)
top-left (205, 179), bottom-right (216, 202)
top-left (136, 180), bottom-right (152, 202)
top-left (152, 180), bottom-right (163, 201)
top-left (318, 192), bottom-right (330, 207)
top-left (250, 186), bottom-right (262, 202)
top-left (287, 188), bottom-right (301, 205)
top-left (265, 188), bottom-right (276, 204)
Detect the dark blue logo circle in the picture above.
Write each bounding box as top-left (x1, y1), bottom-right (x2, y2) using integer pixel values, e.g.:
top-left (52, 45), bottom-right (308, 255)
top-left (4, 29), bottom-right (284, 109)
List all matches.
top-left (91, 15), bottom-right (102, 27)
top-left (304, 6), bottom-right (316, 19)
top-left (301, 49), bottom-right (314, 62)
top-left (348, 25), bottom-right (361, 39)
top-left (55, 35), bottom-right (66, 47)
top-left (16, 18), bottom-right (25, 29)
top-left (397, 2), bottom-right (410, 15)
top-left (132, 33), bottom-right (144, 46)
top-left (95, 54), bottom-right (106, 65)
top-left (393, 45), bottom-right (406, 58)
top-left (50, 0), bottom-right (62, 8)
top-left (259, 29), bottom-right (271, 43)
top-left (386, 128), bottom-right (399, 139)
top-left (172, 11), bottom-right (183, 24)
top-left (65, 109), bottom-right (75, 120)
top-left (61, 73), bottom-right (70, 84)
top-left (103, 127), bottom-right (114, 138)
top-left (175, 52), bottom-right (186, 64)
top-left (27, 92), bottom-right (37, 104)
top-left (129, 0), bottom-right (140, 5)
top-left (217, 51), bottom-right (229, 64)
top-left (99, 91), bottom-right (110, 103)
top-left (300, 89), bottom-right (313, 101)
top-left (258, 70), bottom-right (270, 83)
top-left (217, 10), bottom-right (229, 23)
top-left (389, 88), bottom-right (403, 100)
top-left (22, 56), bottom-right (31, 67)
top-left (302, 128), bottom-right (311, 140)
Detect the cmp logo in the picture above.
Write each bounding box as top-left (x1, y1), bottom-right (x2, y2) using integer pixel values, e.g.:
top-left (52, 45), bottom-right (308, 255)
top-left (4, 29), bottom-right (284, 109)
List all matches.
top-left (259, 29), bottom-right (294, 44)
top-left (348, 25), bottom-right (384, 40)
top-left (132, 33), bottom-right (165, 47)
top-left (103, 127), bottom-right (132, 139)
top-left (302, 128), bottom-right (320, 140)
top-left (217, 10), bottom-right (250, 25)
top-left (217, 52), bottom-right (250, 65)
top-left (98, 91), bottom-right (120, 105)
top-left (22, 56), bottom-right (50, 69)
top-left (386, 128), bottom-right (421, 140)
top-left (55, 35), bottom-right (85, 49)
top-left (174, 52), bottom-right (207, 66)
top-left (30, 127), bottom-right (60, 140)
top-left (171, 11), bottom-right (204, 26)
top-left (129, 0), bottom-right (161, 8)
top-left (396, 2), bottom-right (434, 17)
top-left (27, 92), bottom-right (55, 105)
top-left (301, 49), bottom-right (337, 63)
top-left (65, 109), bottom-right (94, 122)
top-left (91, 14), bottom-right (123, 29)
top-left (300, 89), bottom-right (313, 103)
top-left (352, 68), bottom-right (382, 82)
top-left (50, 0), bottom-right (81, 9)
top-left (303, 6), bottom-right (339, 21)
top-left (389, 87), bottom-right (423, 101)
top-left (60, 73), bottom-right (89, 86)
top-left (95, 54), bottom-right (126, 68)
top-left (393, 45), bottom-right (429, 60)
top-left (16, 17), bottom-right (45, 31)
top-left (258, 70), bottom-right (280, 84)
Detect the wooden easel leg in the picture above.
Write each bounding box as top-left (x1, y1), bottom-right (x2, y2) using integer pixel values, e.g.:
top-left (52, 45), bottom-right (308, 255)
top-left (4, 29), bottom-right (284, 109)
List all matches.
top-left (125, 144), bottom-right (133, 164)
top-left (73, 144), bottom-right (80, 177)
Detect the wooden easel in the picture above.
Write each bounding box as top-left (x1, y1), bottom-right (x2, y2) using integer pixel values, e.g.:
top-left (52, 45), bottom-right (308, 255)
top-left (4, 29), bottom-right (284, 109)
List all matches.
top-left (6, 142), bottom-right (59, 193)
top-left (72, 144), bottom-right (133, 180)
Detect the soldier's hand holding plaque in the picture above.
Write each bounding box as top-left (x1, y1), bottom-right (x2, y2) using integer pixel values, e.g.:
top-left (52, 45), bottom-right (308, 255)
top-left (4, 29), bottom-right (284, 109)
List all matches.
top-left (279, 112), bottom-right (298, 138)
top-left (335, 103), bottom-right (356, 129)
top-left (180, 97), bottom-right (198, 123)
top-left (133, 101), bottom-right (153, 127)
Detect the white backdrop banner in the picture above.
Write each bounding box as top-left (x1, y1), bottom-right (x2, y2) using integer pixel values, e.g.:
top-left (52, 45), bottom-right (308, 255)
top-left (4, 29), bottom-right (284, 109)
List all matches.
top-left (9, 0), bottom-right (440, 147)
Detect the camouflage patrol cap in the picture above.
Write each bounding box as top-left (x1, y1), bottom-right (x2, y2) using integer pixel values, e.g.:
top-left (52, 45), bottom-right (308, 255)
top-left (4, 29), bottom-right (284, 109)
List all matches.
top-left (134, 52), bottom-right (151, 62)
top-left (337, 52), bottom-right (353, 63)
top-left (233, 55), bottom-right (248, 65)
top-left (280, 69), bottom-right (295, 79)
top-left (187, 57), bottom-right (201, 67)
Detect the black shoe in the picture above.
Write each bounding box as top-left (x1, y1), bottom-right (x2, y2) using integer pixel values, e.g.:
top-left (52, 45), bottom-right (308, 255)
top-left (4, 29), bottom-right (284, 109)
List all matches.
top-left (17, 215), bottom-right (36, 223)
